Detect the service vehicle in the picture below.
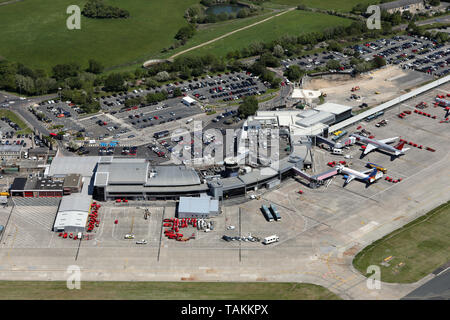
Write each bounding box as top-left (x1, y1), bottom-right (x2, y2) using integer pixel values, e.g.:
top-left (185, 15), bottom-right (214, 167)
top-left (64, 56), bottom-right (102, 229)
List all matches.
top-left (262, 235), bottom-right (279, 245)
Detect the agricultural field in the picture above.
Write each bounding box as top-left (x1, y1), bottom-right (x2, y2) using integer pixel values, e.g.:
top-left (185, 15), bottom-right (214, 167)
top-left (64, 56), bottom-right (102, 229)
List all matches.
top-left (159, 9), bottom-right (281, 59)
top-left (0, 281), bottom-right (341, 300)
top-left (353, 201), bottom-right (450, 283)
top-left (0, 0), bottom-right (198, 70)
top-left (0, 0), bottom-right (353, 72)
top-left (183, 10), bottom-right (353, 58)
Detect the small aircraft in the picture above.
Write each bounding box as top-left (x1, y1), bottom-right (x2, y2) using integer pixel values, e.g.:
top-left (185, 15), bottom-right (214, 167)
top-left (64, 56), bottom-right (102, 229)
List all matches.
top-left (336, 164), bottom-right (383, 186)
top-left (351, 133), bottom-right (410, 156)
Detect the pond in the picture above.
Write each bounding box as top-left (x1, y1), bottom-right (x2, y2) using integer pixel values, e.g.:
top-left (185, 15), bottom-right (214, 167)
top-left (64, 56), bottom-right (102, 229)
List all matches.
top-left (205, 4), bottom-right (245, 15)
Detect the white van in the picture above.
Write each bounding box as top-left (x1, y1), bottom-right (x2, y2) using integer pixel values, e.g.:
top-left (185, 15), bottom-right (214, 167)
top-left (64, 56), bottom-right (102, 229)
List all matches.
top-left (332, 148), bottom-right (343, 155)
top-left (262, 235), bottom-right (279, 245)
top-left (186, 118), bottom-right (193, 124)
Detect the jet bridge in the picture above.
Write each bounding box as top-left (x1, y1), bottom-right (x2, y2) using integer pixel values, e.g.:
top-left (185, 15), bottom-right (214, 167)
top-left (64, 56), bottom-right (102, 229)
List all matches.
top-left (292, 167), bottom-right (338, 188)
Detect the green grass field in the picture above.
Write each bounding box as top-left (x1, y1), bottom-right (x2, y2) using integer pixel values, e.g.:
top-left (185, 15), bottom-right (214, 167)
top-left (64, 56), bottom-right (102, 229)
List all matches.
top-left (159, 10), bottom-right (281, 59)
top-left (353, 200), bottom-right (450, 283)
top-left (0, 0), bottom-right (199, 70)
top-left (0, 109), bottom-right (32, 134)
top-left (0, 0), bottom-right (354, 72)
top-left (183, 10), bottom-right (352, 58)
top-left (0, 281), bottom-right (341, 300)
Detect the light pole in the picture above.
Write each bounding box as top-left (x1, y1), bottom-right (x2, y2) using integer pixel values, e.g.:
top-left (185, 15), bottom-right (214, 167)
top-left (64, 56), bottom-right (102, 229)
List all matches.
top-left (58, 87), bottom-right (62, 102)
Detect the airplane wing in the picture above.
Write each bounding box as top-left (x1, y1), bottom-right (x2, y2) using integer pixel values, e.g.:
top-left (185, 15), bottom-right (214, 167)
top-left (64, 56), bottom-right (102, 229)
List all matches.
top-left (363, 143), bottom-right (378, 155)
top-left (379, 137), bottom-right (398, 144)
top-left (344, 175), bottom-right (355, 185)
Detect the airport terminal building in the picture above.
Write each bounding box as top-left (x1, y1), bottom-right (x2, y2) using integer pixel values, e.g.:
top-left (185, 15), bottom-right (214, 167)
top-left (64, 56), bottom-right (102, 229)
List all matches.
top-left (92, 157), bottom-right (207, 201)
top-left (90, 155), bottom-right (303, 201)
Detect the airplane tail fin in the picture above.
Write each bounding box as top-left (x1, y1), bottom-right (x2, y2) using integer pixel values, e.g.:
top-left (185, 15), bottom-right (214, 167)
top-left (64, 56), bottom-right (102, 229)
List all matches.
top-left (363, 168), bottom-right (378, 183)
top-left (394, 141), bottom-right (406, 151)
top-left (368, 168), bottom-right (378, 179)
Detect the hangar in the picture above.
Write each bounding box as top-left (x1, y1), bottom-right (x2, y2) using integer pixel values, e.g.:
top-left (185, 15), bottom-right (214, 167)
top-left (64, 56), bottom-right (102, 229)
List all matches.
top-left (53, 179), bottom-right (92, 233)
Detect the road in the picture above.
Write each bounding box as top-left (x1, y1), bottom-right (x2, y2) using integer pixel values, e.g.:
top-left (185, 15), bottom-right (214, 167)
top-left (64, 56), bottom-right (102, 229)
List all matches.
top-left (395, 14), bottom-right (450, 31)
top-left (402, 268), bottom-right (450, 300)
top-left (1, 91), bottom-right (54, 136)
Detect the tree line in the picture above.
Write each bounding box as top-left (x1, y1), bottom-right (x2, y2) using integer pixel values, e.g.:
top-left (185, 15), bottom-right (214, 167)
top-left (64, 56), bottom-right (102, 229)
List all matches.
top-left (2, 2), bottom-right (448, 116)
top-left (82, 0), bottom-right (130, 19)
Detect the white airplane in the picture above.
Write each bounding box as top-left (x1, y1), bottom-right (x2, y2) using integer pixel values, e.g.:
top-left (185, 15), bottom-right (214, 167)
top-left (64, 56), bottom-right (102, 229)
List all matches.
top-left (336, 164), bottom-right (383, 186)
top-left (351, 133), bottom-right (410, 156)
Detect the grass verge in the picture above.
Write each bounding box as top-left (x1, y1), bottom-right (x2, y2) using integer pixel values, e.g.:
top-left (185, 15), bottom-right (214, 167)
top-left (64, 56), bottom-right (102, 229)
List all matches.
top-left (0, 281), bottom-right (341, 300)
top-left (353, 200), bottom-right (450, 283)
top-left (0, 109), bottom-right (32, 134)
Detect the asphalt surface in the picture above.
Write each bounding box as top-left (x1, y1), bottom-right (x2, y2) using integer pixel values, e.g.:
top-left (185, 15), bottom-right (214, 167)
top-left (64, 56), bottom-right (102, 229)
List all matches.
top-left (402, 268), bottom-right (450, 300)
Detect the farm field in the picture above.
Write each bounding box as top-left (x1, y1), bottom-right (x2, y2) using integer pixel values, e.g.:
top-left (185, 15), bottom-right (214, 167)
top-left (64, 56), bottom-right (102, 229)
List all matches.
top-left (0, 0), bottom-right (198, 70)
top-left (0, 0), bottom-right (353, 72)
top-left (0, 281), bottom-right (341, 300)
top-left (183, 10), bottom-right (353, 58)
top-left (159, 9), bottom-right (281, 60)
top-left (353, 200), bottom-right (450, 283)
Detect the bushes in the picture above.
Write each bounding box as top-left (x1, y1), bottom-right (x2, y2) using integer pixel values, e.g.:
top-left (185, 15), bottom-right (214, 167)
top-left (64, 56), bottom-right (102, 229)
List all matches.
top-left (146, 90), bottom-right (168, 104)
top-left (61, 89), bottom-right (100, 114)
top-left (354, 56), bottom-right (386, 73)
top-left (175, 24), bottom-right (196, 42)
top-left (82, 0), bottom-right (130, 19)
top-left (87, 59), bottom-right (104, 74)
top-left (104, 73), bottom-right (126, 92)
top-left (238, 96), bottom-right (259, 118)
top-left (284, 65), bottom-right (305, 81)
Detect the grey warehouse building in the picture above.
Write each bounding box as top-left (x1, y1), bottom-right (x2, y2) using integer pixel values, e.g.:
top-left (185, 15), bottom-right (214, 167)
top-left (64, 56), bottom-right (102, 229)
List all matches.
top-left (177, 196), bottom-right (219, 218)
top-left (93, 157), bottom-right (206, 201)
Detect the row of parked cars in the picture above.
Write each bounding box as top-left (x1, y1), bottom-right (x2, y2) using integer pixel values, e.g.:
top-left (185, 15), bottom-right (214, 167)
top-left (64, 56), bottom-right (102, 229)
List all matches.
top-left (1, 139), bottom-right (26, 146)
top-left (121, 146), bottom-right (137, 156)
top-left (1, 117), bottom-right (21, 131)
top-left (212, 110), bottom-right (238, 123)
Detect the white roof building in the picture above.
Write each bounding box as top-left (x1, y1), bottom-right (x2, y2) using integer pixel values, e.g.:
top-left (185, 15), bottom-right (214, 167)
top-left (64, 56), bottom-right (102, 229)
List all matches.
top-left (182, 96), bottom-right (196, 106)
top-left (53, 178), bottom-right (92, 233)
top-left (291, 88), bottom-right (321, 100)
top-left (315, 102), bottom-right (353, 115)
